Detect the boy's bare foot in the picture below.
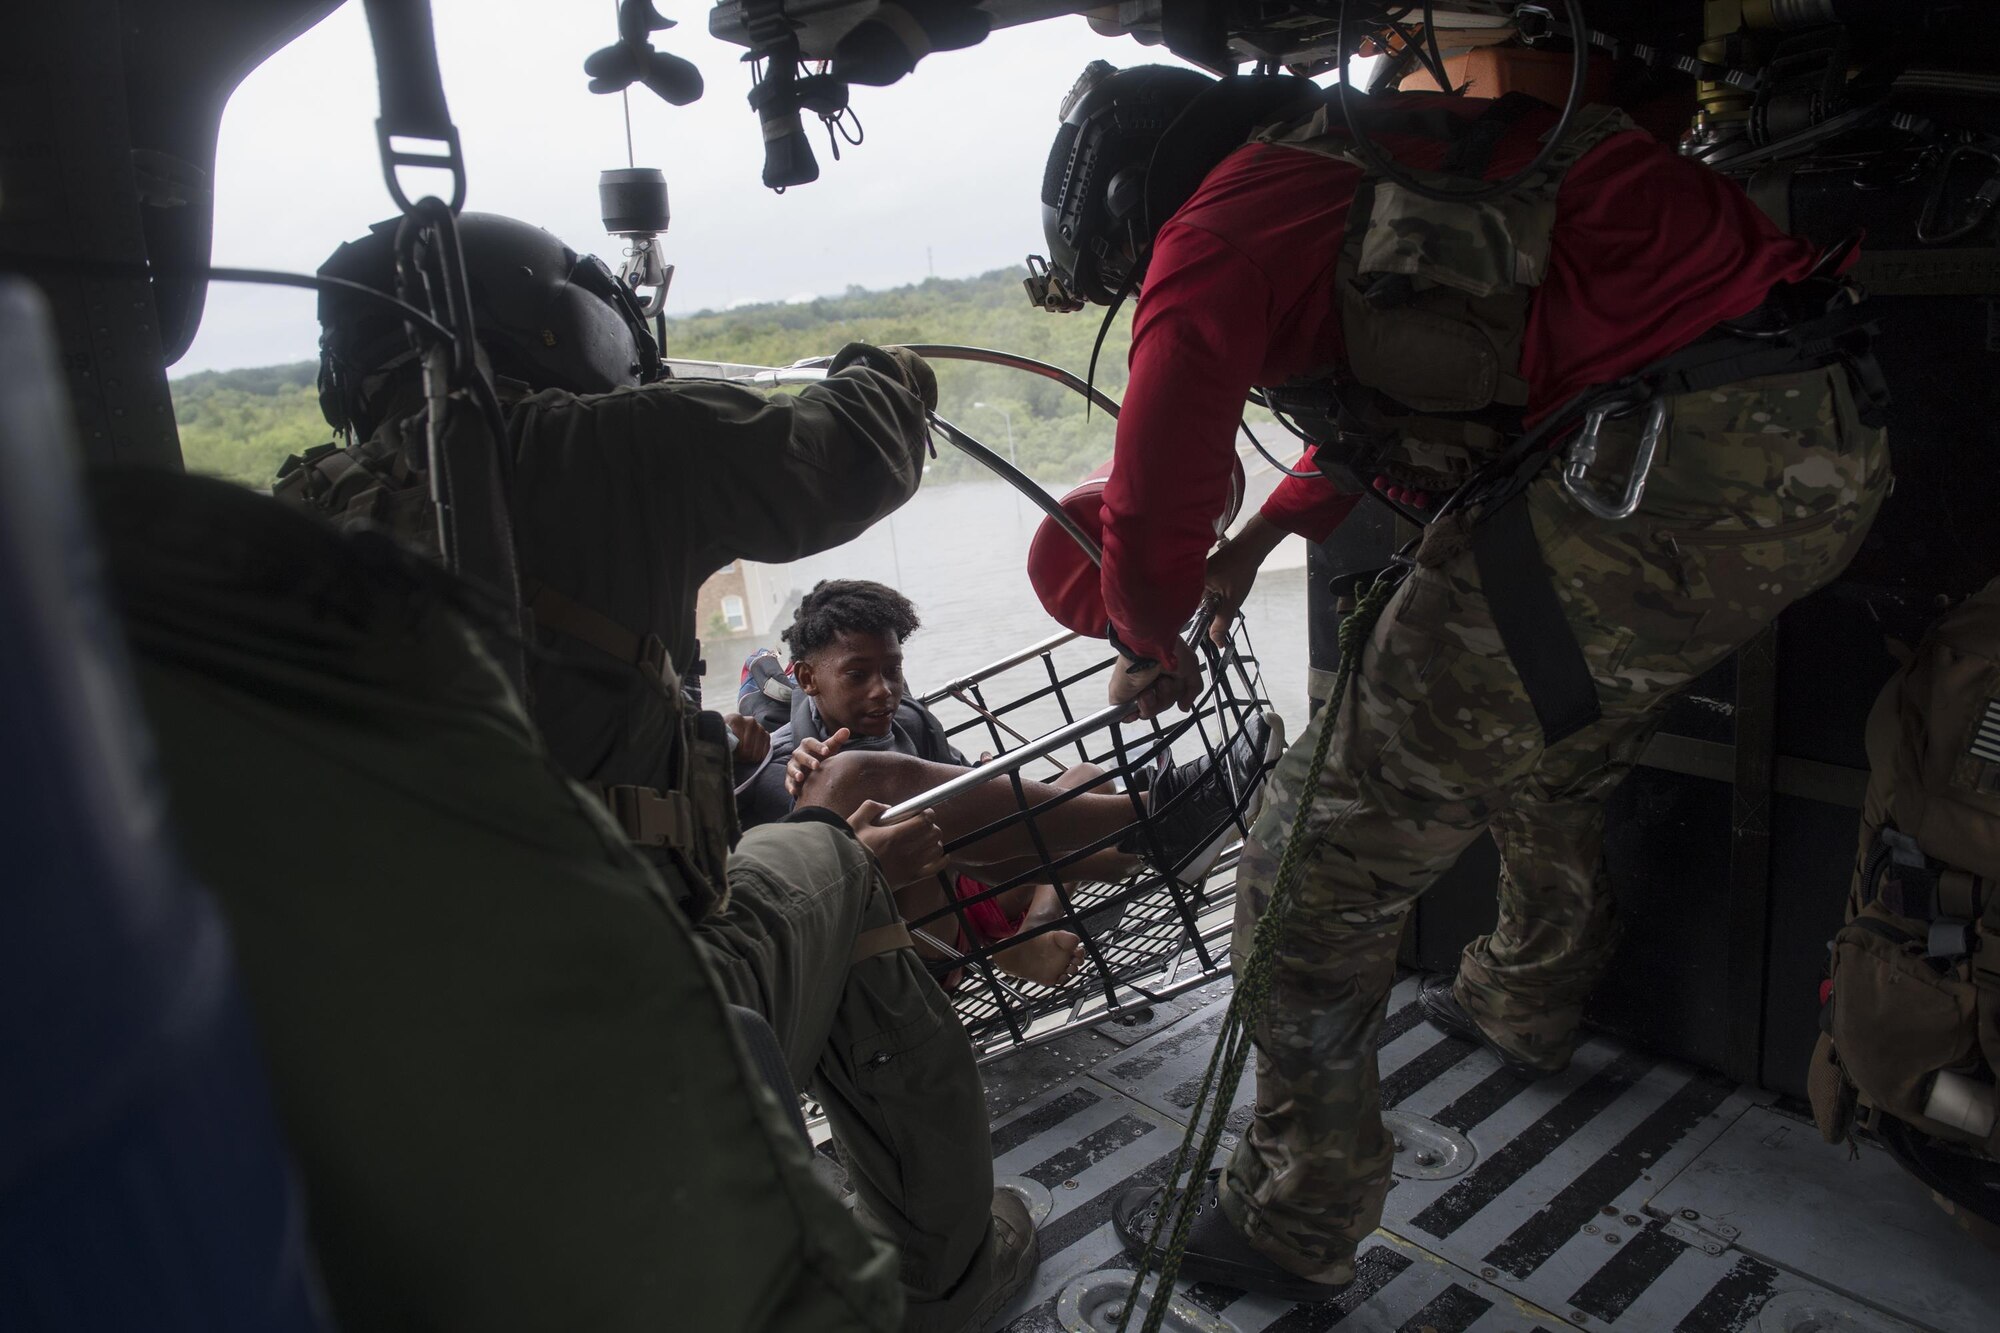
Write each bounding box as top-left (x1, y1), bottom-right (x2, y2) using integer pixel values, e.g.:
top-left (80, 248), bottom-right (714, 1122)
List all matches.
top-left (993, 927), bottom-right (1085, 988)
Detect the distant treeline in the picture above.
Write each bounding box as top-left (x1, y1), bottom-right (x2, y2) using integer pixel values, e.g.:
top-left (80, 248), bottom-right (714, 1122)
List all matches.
top-left (171, 360), bottom-right (328, 488)
top-left (171, 266), bottom-right (1137, 489)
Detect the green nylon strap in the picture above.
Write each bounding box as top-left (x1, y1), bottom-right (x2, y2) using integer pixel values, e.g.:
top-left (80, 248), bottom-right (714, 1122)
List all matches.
top-left (1119, 572), bottom-right (1402, 1333)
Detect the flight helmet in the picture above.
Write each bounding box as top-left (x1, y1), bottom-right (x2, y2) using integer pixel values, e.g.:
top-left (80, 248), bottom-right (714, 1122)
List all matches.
top-left (316, 211), bottom-right (660, 438)
top-left (1030, 62), bottom-right (1216, 311)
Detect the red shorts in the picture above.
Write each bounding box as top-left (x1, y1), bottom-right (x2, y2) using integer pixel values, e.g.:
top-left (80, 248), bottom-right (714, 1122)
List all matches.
top-left (953, 873), bottom-right (1025, 944)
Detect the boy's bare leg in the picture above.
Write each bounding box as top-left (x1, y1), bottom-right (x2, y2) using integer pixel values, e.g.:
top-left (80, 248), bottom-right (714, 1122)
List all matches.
top-left (800, 751), bottom-right (1144, 876)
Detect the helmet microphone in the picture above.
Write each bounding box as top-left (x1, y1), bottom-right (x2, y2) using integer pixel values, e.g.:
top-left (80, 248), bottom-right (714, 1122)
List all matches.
top-left (1030, 63), bottom-right (1217, 310)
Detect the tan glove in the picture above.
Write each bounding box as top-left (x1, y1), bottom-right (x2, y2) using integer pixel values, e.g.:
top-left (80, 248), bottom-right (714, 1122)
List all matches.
top-left (830, 341), bottom-right (938, 412)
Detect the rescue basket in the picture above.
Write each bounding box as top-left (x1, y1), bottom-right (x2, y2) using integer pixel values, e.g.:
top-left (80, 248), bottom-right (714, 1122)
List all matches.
top-left (887, 615), bottom-right (1278, 1057)
top-left (672, 344), bottom-right (1284, 1057)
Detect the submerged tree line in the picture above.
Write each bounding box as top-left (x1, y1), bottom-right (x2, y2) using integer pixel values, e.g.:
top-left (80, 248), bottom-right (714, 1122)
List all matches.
top-left (172, 267), bottom-right (1139, 490)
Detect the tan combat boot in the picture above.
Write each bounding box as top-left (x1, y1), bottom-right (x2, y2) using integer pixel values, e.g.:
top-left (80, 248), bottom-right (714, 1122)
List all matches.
top-left (958, 1187), bottom-right (1039, 1331)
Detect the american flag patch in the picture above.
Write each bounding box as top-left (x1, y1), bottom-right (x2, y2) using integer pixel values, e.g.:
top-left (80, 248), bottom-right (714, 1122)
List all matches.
top-left (1972, 699), bottom-right (2000, 764)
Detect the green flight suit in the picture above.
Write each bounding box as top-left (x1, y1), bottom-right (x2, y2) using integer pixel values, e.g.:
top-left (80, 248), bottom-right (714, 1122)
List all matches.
top-left (91, 469), bottom-right (902, 1331)
top-left (273, 362), bottom-right (1000, 1331)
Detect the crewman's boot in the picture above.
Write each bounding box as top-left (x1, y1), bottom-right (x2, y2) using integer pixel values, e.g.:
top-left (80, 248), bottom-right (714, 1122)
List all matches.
top-left (1418, 975), bottom-right (1566, 1079)
top-left (904, 1184), bottom-right (1040, 1328)
top-left (955, 1187), bottom-right (1039, 1332)
top-left (1111, 1169), bottom-right (1353, 1303)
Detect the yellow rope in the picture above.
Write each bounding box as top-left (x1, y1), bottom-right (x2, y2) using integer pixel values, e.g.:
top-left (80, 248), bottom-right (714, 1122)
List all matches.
top-left (1119, 573), bottom-right (1400, 1333)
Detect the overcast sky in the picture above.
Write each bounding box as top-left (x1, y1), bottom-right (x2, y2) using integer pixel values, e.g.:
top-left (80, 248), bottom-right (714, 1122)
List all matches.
top-left (179, 0), bottom-right (1209, 375)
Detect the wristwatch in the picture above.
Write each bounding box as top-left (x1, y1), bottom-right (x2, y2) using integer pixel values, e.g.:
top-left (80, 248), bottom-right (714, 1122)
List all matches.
top-left (1105, 622), bottom-right (1158, 673)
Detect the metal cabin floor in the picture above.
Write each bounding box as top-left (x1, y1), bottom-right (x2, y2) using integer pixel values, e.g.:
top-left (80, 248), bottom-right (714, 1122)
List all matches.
top-left (963, 975), bottom-right (2000, 1333)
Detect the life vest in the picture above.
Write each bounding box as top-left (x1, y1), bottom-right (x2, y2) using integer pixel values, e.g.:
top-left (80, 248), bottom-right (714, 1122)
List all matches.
top-left (1810, 579), bottom-right (2000, 1247)
top-left (1248, 93), bottom-right (1638, 499)
top-left (274, 424), bottom-right (740, 913)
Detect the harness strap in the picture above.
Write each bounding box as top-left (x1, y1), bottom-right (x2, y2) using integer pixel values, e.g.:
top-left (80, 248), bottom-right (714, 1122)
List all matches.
top-left (589, 781), bottom-right (696, 849)
top-left (1473, 295), bottom-right (1882, 521)
top-left (1440, 92), bottom-right (1546, 177)
top-left (1939, 869), bottom-right (1984, 923)
top-left (1470, 456), bottom-right (1602, 746)
top-left (524, 579), bottom-right (672, 683)
top-left (1461, 326), bottom-right (1873, 747)
top-left (1649, 304), bottom-right (1881, 401)
top-left (851, 922), bottom-right (917, 965)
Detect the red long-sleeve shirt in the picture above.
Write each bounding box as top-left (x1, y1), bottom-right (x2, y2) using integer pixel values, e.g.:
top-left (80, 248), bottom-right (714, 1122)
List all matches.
top-left (1104, 93), bottom-right (1827, 666)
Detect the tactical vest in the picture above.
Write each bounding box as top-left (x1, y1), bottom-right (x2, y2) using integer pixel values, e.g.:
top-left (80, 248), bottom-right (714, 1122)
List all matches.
top-left (274, 425), bottom-right (740, 916)
top-left (1250, 95), bottom-right (1638, 498)
top-left (1811, 579), bottom-right (2000, 1237)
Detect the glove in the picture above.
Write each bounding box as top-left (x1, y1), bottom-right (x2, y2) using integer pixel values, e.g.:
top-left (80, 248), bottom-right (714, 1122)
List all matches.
top-left (830, 341), bottom-right (938, 412)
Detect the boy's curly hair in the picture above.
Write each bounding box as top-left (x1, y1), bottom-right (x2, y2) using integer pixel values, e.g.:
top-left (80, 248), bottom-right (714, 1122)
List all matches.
top-left (782, 579), bottom-right (922, 660)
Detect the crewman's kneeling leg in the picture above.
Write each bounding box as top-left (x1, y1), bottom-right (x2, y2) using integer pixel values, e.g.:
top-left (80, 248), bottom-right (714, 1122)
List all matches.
top-left (94, 471), bottom-right (903, 1332)
top-left (702, 815), bottom-right (1025, 1333)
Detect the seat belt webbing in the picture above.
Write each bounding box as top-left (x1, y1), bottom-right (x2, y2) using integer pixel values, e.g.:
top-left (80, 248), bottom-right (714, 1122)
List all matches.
top-left (526, 581), bottom-right (670, 680)
top-left (851, 922), bottom-right (917, 965)
top-left (1470, 486), bottom-right (1602, 747)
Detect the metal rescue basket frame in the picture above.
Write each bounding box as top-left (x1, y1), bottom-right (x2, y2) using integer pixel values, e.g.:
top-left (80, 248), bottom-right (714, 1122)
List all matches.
top-left (675, 345), bottom-right (1282, 1057)
top-left (891, 619), bottom-right (1276, 1057)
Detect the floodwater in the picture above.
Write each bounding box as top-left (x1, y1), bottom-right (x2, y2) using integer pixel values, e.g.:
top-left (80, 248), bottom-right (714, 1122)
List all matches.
top-left (694, 470), bottom-right (1315, 738)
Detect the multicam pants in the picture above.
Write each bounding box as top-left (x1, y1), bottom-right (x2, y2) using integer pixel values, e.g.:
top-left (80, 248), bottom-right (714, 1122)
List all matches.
top-left (1218, 365), bottom-right (1891, 1279)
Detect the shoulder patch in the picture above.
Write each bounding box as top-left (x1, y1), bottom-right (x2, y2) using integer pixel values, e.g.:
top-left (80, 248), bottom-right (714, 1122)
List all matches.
top-left (1969, 698), bottom-right (2000, 763)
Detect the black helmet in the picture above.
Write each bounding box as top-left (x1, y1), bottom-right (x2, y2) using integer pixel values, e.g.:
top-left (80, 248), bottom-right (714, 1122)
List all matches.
top-left (1030, 62), bottom-right (1215, 311)
top-left (316, 212), bottom-right (661, 438)
top-left (1028, 64), bottom-right (1324, 313)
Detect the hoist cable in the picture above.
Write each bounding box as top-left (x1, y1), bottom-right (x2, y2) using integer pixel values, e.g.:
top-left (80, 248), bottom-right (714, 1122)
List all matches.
top-left (614, 0), bottom-right (637, 169)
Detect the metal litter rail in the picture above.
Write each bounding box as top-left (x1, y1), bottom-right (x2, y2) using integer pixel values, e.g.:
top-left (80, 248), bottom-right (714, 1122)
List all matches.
top-left (880, 703), bottom-right (1127, 826)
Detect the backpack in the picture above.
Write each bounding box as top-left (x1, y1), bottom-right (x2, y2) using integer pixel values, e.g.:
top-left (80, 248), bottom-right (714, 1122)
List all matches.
top-left (1811, 578), bottom-right (2000, 1243)
top-left (1251, 94), bottom-right (1636, 498)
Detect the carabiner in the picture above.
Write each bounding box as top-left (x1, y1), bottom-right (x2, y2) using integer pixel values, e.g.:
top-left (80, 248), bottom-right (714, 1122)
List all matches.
top-left (1561, 395), bottom-right (1671, 522)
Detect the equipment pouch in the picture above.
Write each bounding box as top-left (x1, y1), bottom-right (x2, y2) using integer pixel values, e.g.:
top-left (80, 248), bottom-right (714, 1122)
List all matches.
top-left (1339, 279), bottom-right (1502, 413)
top-left (275, 430), bottom-right (438, 554)
top-left (1356, 181), bottom-right (1556, 298)
top-left (1873, 579), bottom-right (2000, 882)
top-left (1414, 509), bottom-right (1475, 569)
top-left (1829, 910), bottom-right (1983, 1142)
top-left (685, 709), bottom-right (743, 887)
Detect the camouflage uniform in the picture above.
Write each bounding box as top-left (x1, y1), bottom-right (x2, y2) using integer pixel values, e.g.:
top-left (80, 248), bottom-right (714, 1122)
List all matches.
top-left (1218, 364), bottom-right (1891, 1279)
